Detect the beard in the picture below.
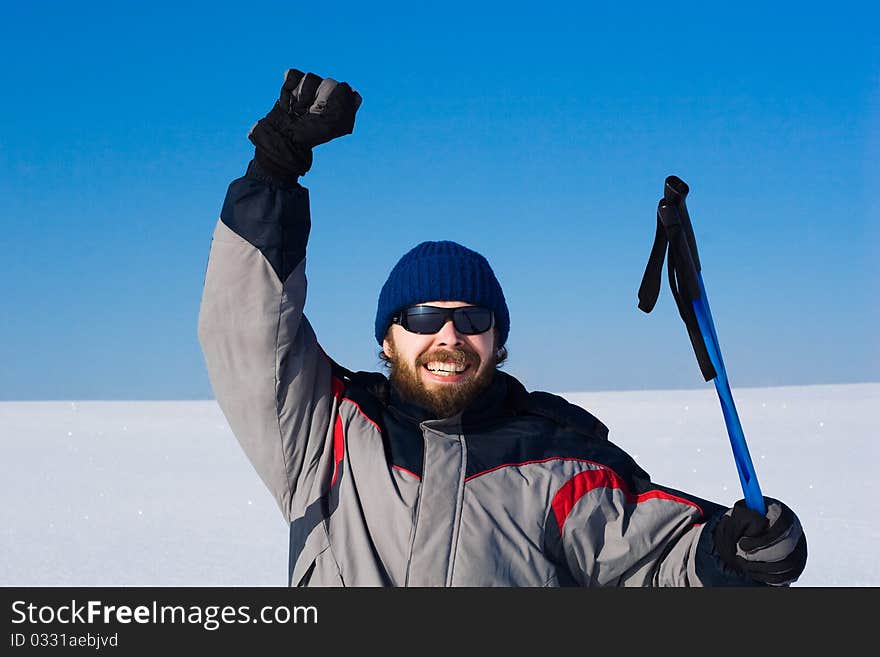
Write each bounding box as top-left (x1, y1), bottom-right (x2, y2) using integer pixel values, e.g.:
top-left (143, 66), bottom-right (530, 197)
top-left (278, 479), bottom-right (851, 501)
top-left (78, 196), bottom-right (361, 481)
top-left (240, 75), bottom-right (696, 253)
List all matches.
top-left (387, 341), bottom-right (497, 419)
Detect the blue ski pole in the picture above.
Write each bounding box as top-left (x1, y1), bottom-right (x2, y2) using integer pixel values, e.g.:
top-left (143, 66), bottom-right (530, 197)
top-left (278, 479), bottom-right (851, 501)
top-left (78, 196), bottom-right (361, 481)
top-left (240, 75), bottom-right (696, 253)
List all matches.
top-left (637, 176), bottom-right (765, 514)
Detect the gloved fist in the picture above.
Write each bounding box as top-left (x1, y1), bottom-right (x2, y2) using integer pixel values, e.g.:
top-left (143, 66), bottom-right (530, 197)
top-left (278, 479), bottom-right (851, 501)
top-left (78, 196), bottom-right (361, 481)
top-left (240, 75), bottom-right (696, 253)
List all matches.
top-left (248, 69), bottom-right (362, 180)
top-left (714, 497), bottom-right (807, 586)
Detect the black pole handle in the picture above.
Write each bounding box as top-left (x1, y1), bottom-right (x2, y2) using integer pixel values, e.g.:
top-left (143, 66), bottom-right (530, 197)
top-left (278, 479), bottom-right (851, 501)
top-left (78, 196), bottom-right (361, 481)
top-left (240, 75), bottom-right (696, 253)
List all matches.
top-left (663, 175), bottom-right (701, 273)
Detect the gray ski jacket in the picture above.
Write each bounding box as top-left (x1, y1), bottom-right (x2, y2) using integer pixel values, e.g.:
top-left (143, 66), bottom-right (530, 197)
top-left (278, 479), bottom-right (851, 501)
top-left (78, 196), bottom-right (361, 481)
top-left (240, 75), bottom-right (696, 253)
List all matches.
top-left (198, 161), bottom-right (755, 587)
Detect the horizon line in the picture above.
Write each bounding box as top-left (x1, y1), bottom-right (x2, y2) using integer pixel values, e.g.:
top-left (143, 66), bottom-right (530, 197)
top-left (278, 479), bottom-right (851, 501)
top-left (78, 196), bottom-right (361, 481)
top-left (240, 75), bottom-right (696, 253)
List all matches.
top-left (2, 380), bottom-right (877, 403)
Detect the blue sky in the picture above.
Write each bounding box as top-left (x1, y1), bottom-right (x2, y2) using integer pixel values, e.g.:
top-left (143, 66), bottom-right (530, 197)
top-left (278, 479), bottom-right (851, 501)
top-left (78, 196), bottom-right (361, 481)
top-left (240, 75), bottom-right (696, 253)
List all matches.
top-left (1, 1), bottom-right (877, 399)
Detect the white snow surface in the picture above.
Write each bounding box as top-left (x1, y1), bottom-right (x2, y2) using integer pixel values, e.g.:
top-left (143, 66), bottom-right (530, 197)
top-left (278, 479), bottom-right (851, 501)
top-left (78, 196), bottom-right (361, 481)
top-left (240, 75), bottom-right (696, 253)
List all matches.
top-left (1, 383), bottom-right (876, 587)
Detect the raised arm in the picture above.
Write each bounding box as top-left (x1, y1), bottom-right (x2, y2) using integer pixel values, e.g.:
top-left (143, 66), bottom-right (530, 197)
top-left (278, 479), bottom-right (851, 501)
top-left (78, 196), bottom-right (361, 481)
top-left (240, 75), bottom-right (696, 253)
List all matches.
top-left (197, 69), bottom-right (361, 520)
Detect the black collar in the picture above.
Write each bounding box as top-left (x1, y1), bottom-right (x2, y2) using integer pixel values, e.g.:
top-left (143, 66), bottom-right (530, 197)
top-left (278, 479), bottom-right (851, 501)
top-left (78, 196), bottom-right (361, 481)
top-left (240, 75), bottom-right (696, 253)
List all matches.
top-left (385, 370), bottom-right (608, 440)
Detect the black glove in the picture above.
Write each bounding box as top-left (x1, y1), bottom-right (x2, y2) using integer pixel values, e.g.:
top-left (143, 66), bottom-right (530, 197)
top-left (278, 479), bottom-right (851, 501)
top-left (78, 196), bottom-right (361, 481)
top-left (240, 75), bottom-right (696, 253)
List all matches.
top-left (714, 497), bottom-right (807, 586)
top-left (248, 69), bottom-right (362, 181)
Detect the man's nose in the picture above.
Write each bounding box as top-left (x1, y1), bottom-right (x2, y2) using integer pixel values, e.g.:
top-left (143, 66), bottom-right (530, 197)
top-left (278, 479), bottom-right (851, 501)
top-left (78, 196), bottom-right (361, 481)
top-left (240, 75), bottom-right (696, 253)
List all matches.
top-left (435, 319), bottom-right (463, 346)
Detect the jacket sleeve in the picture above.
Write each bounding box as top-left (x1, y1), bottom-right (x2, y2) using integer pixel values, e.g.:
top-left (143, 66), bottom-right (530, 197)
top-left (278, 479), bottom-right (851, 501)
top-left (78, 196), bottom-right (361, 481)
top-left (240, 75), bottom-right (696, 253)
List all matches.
top-left (553, 464), bottom-right (760, 586)
top-left (197, 160), bottom-right (339, 522)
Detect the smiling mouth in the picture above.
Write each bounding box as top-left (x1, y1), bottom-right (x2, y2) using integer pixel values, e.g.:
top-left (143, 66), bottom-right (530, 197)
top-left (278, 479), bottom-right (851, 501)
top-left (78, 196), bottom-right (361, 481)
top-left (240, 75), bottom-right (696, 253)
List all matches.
top-left (422, 362), bottom-right (472, 378)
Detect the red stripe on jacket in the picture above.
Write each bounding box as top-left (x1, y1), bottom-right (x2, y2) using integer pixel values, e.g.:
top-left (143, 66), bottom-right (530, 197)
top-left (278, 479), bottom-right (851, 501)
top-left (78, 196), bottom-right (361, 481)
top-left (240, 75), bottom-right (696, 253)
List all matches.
top-left (551, 467), bottom-right (703, 532)
top-left (329, 376), bottom-right (389, 486)
top-left (465, 456), bottom-right (597, 482)
top-left (330, 377), bottom-right (346, 486)
top-left (392, 464), bottom-right (421, 479)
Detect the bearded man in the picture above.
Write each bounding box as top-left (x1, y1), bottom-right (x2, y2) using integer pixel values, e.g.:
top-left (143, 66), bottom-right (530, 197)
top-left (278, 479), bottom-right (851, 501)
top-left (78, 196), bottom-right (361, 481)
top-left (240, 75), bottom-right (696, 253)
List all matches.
top-left (198, 69), bottom-right (807, 587)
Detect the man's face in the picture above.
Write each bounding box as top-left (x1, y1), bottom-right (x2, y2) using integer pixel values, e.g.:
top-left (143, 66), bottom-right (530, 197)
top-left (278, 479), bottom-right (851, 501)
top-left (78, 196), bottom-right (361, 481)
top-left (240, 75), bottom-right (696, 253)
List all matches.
top-left (383, 301), bottom-right (499, 418)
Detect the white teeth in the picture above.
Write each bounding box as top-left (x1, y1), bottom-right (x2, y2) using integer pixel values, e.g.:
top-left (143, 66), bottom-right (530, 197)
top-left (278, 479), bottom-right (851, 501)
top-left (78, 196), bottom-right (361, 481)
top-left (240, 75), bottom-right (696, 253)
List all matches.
top-left (425, 362), bottom-right (467, 374)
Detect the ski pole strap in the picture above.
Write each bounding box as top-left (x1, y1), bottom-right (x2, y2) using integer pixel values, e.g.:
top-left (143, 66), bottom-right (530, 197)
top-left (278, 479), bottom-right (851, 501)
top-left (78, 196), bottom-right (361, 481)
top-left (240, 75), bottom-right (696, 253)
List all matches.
top-left (636, 215), bottom-right (667, 314)
top-left (637, 176), bottom-right (716, 382)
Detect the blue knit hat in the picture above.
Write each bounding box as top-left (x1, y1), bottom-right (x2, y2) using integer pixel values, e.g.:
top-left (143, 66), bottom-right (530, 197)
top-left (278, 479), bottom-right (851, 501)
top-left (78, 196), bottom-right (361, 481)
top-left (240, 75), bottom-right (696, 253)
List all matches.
top-left (375, 240), bottom-right (510, 346)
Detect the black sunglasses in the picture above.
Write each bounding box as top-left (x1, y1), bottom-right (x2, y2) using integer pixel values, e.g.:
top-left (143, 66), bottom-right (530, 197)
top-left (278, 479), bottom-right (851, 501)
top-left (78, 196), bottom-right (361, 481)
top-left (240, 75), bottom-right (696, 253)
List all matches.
top-left (392, 305), bottom-right (494, 335)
